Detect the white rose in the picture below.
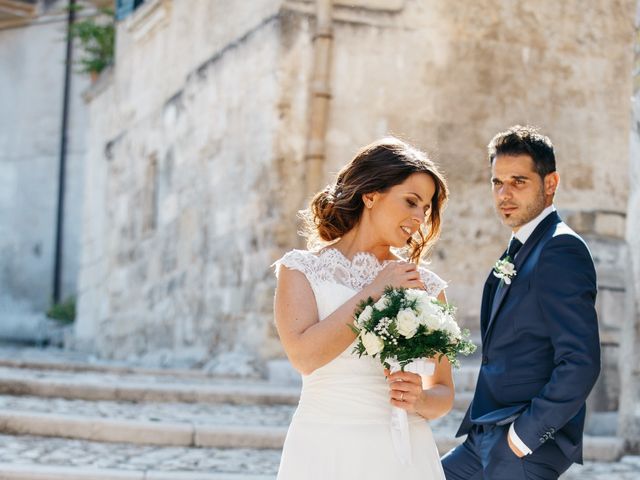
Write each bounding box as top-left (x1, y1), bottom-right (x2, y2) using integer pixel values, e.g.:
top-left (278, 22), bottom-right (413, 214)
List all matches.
top-left (404, 288), bottom-right (425, 304)
top-left (356, 305), bottom-right (373, 327)
top-left (396, 308), bottom-right (420, 339)
top-left (441, 314), bottom-right (461, 339)
top-left (417, 300), bottom-right (443, 330)
top-left (374, 294), bottom-right (390, 311)
top-left (361, 332), bottom-right (384, 356)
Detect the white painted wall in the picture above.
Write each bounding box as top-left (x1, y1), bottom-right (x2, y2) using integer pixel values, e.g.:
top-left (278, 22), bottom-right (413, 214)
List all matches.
top-left (0, 0), bottom-right (88, 338)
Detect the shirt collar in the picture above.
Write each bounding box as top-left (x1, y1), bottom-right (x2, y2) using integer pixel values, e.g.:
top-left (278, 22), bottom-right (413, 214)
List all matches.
top-left (513, 205), bottom-right (556, 245)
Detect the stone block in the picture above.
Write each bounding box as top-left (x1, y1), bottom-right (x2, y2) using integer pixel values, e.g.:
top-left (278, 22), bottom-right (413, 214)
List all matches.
top-left (594, 211), bottom-right (627, 239)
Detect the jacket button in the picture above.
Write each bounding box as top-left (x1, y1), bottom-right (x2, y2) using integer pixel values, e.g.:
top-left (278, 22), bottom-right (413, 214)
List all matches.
top-left (482, 356), bottom-right (488, 365)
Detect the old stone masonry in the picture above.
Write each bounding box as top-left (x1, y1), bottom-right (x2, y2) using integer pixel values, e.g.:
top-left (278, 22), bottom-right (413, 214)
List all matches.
top-left (0, 345), bottom-right (634, 479)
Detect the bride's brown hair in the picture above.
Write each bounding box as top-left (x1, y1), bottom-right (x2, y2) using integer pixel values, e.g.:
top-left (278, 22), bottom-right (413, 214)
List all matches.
top-left (300, 137), bottom-right (449, 263)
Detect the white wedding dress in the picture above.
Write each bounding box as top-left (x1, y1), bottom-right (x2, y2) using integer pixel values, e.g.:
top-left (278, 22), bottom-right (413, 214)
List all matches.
top-left (273, 248), bottom-right (447, 480)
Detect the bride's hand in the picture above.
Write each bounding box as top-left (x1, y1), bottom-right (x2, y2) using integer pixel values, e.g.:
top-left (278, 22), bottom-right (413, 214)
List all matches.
top-left (385, 369), bottom-right (425, 414)
top-left (366, 261), bottom-right (425, 298)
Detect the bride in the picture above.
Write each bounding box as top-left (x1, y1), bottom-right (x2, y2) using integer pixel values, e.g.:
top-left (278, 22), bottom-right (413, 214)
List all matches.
top-left (273, 137), bottom-right (454, 479)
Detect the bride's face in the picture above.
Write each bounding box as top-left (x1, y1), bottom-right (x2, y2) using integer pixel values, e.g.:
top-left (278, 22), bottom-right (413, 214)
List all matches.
top-left (364, 172), bottom-right (436, 248)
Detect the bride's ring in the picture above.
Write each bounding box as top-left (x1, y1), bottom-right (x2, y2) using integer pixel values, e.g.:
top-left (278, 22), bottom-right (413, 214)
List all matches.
top-left (400, 392), bottom-right (404, 402)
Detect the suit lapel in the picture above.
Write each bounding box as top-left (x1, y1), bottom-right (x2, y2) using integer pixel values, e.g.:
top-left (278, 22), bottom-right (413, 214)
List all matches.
top-left (483, 211), bottom-right (561, 344)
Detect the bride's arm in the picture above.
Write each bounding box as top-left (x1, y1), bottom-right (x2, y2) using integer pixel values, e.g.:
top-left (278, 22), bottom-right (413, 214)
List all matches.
top-left (274, 266), bottom-right (376, 376)
top-left (274, 261), bottom-right (424, 376)
top-left (387, 290), bottom-right (455, 419)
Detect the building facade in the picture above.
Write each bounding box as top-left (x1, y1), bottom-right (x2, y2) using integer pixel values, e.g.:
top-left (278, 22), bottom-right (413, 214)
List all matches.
top-left (69, 0), bottom-right (637, 440)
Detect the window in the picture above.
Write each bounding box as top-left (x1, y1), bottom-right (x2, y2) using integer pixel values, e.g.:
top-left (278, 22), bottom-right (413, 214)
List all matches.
top-left (116, 0), bottom-right (145, 21)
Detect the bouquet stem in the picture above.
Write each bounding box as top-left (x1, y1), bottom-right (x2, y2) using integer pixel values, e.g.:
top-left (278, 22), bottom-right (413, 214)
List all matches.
top-left (388, 358), bottom-right (434, 466)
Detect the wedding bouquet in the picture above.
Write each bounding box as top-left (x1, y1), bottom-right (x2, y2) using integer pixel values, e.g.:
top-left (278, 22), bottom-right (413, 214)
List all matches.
top-left (350, 286), bottom-right (476, 369)
top-left (349, 286), bottom-right (476, 465)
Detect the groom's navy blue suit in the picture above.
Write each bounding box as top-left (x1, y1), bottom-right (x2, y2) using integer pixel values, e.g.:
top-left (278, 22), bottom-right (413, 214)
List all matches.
top-left (442, 211), bottom-right (601, 479)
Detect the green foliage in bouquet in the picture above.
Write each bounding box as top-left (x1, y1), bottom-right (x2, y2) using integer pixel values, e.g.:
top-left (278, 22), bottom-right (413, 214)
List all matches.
top-left (349, 286), bottom-right (476, 369)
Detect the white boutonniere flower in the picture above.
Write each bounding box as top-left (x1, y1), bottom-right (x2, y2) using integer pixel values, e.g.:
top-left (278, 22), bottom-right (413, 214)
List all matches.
top-left (493, 256), bottom-right (517, 285)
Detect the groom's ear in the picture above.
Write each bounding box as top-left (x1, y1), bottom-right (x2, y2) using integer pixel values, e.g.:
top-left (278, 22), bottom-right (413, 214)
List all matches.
top-left (544, 172), bottom-right (560, 197)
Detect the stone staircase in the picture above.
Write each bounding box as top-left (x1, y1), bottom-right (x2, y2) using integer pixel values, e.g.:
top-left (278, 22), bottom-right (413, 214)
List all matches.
top-left (0, 348), bottom-right (628, 479)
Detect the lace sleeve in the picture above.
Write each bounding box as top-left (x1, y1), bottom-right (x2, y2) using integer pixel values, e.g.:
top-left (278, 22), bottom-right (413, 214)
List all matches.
top-left (418, 265), bottom-right (448, 298)
top-left (272, 249), bottom-right (313, 279)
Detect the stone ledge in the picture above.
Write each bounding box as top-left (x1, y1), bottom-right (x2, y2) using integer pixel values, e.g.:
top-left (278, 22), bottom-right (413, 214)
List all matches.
top-left (0, 410), bottom-right (194, 447)
top-left (0, 410), bottom-right (287, 449)
top-left (0, 409), bottom-right (623, 462)
top-left (582, 435), bottom-right (626, 462)
top-left (0, 372), bottom-right (301, 405)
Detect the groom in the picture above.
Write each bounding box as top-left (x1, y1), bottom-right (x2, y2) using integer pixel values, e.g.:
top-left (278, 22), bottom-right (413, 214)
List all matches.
top-left (442, 125), bottom-right (601, 479)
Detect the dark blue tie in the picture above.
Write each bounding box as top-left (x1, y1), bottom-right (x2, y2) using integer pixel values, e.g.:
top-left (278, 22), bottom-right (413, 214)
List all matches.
top-left (507, 238), bottom-right (523, 259)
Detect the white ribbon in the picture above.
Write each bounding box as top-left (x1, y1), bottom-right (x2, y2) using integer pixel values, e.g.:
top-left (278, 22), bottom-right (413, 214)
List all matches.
top-left (388, 358), bottom-right (435, 466)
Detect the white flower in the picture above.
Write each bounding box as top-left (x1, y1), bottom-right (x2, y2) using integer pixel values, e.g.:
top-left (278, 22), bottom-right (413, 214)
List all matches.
top-left (356, 305), bottom-right (373, 327)
top-left (440, 314), bottom-right (461, 340)
top-left (396, 308), bottom-right (420, 338)
top-left (417, 300), bottom-right (443, 330)
top-left (404, 288), bottom-right (425, 304)
top-left (493, 258), bottom-right (517, 284)
top-left (361, 331), bottom-right (384, 356)
top-left (374, 294), bottom-right (390, 311)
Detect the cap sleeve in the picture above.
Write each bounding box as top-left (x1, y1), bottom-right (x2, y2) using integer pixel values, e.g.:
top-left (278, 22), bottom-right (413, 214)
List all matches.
top-left (272, 249), bottom-right (314, 278)
top-left (417, 265), bottom-right (448, 298)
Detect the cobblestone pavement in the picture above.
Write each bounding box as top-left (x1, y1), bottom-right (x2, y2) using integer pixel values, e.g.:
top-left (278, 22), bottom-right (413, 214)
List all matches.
top-left (0, 433), bottom-right (637, 478)
top-left (562, 456), bottom-right (640, 479)
top-left (0, 434), bottom-right (281, 474)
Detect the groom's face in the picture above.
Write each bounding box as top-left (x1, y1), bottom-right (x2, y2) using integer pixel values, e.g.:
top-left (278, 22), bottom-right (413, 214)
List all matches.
top-left (491, 154), bottom-right (546, 232)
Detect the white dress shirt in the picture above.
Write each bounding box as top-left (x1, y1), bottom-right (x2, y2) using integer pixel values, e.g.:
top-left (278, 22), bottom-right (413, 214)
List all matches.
top-left (507, 204), bottom-right (556, 455)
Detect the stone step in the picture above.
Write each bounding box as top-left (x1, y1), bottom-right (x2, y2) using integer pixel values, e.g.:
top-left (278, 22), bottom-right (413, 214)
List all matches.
top-left (0, 394), bottom-right (294, 449)
top-left (0, 433), bottom-right (280, 479)
top-left (561, 456), bottom-right (640, 479)
top-left (452, 363), bottom-right (480, 392)
top-left (453, 390), bottom-right (473, 411)
top-left (0, 394), bottom-right (459, 451)
top-left (0, 364), bottom-right (479, 409)
top-left (0, 367), bottom-right (301, 405)
top-left (0, 395), bottom-right (622, 462)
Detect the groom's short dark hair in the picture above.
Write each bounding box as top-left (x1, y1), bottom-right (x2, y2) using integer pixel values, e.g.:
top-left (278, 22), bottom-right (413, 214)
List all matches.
top-left (488, 125), bottom-right (556, 178)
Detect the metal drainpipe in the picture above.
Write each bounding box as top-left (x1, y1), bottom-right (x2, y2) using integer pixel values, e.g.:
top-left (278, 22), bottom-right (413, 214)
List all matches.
top-left (304, 0), bottom-right (333, 199)
top-left (53, 0), bottom-right (76, 303)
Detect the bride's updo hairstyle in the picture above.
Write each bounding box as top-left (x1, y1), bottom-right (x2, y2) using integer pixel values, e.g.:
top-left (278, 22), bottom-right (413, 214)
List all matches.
top-left (301, 137), bottom-right (449, 263)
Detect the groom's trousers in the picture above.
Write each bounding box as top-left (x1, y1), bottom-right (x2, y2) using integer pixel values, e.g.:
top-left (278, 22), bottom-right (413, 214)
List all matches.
top-left (441, 424), bottom-right (572, 480)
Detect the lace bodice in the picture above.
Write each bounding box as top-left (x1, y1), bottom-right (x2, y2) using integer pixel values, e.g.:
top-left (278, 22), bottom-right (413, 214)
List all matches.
top-left (272, 247), bottom-right (447, 430)
top-left (273, 248), bottom-right (447, 298)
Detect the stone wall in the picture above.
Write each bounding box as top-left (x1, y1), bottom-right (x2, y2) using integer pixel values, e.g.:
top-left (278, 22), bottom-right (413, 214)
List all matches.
top-left (76, 0), bottom-right (636, 397)
top-left (0, 0), bottom-right (88, 338)
top-left (75, 0), bottom-right (302, 371)
top-left (618, 0), bottom-right (640, 448)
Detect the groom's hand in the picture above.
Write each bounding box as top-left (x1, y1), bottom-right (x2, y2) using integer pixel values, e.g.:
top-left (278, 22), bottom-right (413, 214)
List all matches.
top-left (507, 433), bottom-right (525, 458)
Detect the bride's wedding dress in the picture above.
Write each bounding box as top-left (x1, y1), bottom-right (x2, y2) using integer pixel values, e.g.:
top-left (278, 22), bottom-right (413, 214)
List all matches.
top-left (274, 248), bottom-right (447, 480)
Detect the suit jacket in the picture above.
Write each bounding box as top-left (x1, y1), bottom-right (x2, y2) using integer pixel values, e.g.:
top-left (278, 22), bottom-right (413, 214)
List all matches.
top-left (456, 211), bottom-right (601, 464)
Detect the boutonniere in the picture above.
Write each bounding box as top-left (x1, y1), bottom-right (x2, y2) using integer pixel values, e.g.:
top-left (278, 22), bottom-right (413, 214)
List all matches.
top-left (493, 256), bottom-right (517, 285)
